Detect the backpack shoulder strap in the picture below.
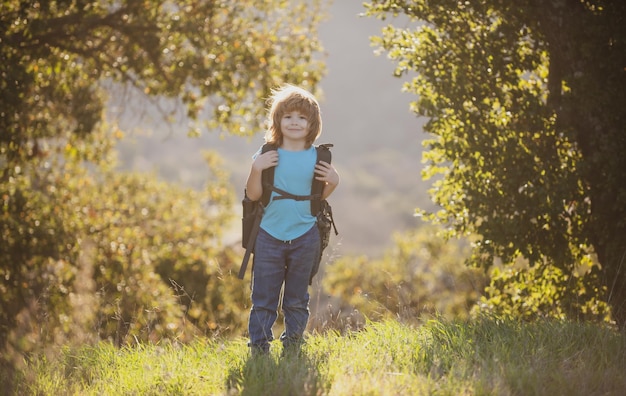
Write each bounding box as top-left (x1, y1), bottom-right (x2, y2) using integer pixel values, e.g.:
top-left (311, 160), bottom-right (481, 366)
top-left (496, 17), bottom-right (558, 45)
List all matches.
top-left (260, 143), bottom-right (278, 206)
top-left (311, 143), bottom-right (333, 215)
top-left (260, 143), bottom-right (333, 214)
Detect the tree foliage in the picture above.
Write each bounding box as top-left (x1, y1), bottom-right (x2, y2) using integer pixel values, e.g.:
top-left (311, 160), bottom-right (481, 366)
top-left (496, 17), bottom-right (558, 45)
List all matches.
top-left (365, 0), bottom-right (626, 325)
top-left (1, 0), bottom-right (327, 355)
top-left (2, 0), bottom-right (325, 143)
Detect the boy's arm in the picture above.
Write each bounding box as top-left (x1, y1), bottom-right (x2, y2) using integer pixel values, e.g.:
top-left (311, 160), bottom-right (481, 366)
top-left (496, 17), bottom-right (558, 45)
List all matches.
top-left (245, 167), bottom-right (263, 201)
top-left (245, 150), bottom-right (279, 201)
top-left (322, 182), bottom-right (338, 200)
top-left (315, 161), bottom-right (339, 200)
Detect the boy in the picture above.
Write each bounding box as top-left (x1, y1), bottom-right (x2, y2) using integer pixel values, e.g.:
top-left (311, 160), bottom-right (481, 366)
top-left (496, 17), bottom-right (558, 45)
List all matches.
top-left (245, 84), bottom-right (339, 355)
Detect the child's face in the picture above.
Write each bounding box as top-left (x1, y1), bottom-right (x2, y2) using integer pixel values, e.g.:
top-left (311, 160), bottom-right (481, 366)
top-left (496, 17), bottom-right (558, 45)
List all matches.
top-left (280, 110), bottom-right (309, 142)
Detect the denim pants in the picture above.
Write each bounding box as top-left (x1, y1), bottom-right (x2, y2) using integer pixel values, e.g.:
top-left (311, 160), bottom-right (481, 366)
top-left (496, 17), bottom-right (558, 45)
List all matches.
top-left (248, 225), bottom-right (320, 351)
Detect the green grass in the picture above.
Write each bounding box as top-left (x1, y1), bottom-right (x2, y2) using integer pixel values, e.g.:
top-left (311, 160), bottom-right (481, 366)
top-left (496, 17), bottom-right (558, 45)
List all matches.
top-left (6, 318), bottom-right (626, 395)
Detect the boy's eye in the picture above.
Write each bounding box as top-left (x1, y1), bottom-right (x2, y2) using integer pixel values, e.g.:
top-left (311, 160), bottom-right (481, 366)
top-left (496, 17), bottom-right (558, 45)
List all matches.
top-left (283, 112), bottom-right (306, 121)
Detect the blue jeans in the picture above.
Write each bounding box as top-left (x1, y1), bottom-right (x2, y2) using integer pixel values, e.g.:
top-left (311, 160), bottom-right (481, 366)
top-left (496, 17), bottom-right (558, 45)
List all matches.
top-left (248, 225), bottom-right (320, 352)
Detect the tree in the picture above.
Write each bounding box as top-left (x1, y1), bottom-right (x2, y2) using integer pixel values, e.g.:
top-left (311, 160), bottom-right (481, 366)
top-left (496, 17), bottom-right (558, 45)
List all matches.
top-left (365, 1), bottom-right (626, 325)
top-left (1, 0), bottom-right (327, 354)
top-left (2, 0), bottom-right (326, 145)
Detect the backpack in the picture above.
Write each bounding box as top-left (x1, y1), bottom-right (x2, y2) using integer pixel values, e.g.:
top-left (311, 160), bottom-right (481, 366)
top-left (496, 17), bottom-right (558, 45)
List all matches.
top-left (239, 143), bottom-right (338, 284)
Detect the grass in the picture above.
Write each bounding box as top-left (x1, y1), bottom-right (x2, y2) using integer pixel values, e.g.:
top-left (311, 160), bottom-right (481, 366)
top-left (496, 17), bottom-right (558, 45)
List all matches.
top-left (5, 318), bottom-right (626, 395)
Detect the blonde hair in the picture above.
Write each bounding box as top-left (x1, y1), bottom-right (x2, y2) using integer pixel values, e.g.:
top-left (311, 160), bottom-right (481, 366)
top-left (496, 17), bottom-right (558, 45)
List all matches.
top-left (264, 84), bottom-right (322, 148)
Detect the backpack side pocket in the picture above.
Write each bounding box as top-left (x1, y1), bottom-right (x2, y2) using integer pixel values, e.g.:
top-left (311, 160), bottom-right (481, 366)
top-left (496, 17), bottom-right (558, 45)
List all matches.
top-left (242, 195), bottom-right (260, 249)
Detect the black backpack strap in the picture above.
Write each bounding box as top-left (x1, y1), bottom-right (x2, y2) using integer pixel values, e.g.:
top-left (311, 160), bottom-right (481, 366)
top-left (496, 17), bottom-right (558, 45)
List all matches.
top-left (311, 144), bottom-right (332, 215)
top-left (260, 143), bottom-right (278, 206)
top-left (268, 185), bottom-right (321, 202)
top-left (238, 201), bottom-right (264, 279)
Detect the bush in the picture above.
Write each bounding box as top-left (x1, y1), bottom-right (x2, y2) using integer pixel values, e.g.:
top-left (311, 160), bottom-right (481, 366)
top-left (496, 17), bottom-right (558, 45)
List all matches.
top-left (473, 253), bottom-right (611, 323)
top-left (1, 130), bottom-right (249, 362)
top-left (322, 225), bottom-right (487, 327)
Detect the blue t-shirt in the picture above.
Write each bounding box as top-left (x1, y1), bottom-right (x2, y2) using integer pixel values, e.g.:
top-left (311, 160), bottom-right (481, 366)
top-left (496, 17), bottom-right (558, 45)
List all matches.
top-left (256, 146), bottom-right (317, 241)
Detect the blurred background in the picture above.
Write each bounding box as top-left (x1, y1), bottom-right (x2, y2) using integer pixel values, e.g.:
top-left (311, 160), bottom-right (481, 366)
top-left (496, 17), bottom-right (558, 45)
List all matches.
top-left (114, 1), bottom-right (431, 259)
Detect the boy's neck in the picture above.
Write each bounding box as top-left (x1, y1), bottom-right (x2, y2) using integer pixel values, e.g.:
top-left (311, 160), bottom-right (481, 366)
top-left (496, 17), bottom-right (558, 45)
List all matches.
top-left (280, 138), bottom-right (307, 151)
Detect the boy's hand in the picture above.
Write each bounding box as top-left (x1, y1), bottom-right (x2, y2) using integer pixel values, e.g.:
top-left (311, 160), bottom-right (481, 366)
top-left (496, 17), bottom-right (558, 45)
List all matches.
top-left (315, 161), bottom-right (339, 187)
top-left (253, 150), bottom-right (278, 172)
